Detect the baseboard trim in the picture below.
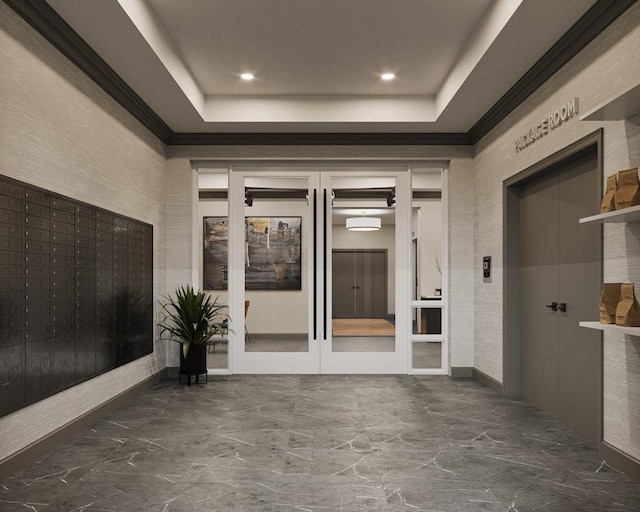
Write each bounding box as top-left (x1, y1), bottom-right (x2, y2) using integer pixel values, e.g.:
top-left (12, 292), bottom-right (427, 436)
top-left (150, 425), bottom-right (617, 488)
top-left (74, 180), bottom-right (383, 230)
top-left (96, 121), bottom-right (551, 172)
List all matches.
top-left (0, 368), bottom-right (168, 480)
top-left (599, 441), bottom-right (640, 481)
top-left (450, 367), bottom-right (473, 378)
top-left (473, 368), bottom-right (504, 394)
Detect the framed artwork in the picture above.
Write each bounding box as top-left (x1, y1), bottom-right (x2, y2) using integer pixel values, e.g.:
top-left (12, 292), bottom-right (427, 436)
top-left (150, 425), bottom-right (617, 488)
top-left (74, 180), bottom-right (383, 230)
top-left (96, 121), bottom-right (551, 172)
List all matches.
top-left (203, 216), bottom-right (301, 291)
top-left (203, 217), bottom-right (229, 290)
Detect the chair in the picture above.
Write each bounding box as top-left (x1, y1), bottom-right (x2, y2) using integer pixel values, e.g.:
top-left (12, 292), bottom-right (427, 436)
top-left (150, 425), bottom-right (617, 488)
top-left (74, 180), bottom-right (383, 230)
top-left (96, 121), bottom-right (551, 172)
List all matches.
top-left (244, 300), bottom-right (252, 344)
top-left (208, 300), bottom-right (251, 352)
top-left (208, 318), bottom-right (229, 353)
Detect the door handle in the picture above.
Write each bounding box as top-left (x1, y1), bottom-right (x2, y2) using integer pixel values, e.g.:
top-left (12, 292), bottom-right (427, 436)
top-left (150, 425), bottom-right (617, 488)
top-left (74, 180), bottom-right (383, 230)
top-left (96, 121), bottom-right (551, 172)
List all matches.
top-left (350, 285), bottom-right (360, 290)
top-left (323, 189), bottom-right (328, 341)
top-left (545, 302), bottom-right (558, 311)
top-left (558, 302), bottom-right (567, 313)
top-left (313, 188), bottom-right (317, 340)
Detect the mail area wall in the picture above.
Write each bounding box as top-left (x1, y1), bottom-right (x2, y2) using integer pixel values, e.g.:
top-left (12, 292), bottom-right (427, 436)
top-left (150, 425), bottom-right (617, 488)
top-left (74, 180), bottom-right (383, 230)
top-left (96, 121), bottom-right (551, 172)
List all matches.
top-left (0, 3), bottom-right (167, 463)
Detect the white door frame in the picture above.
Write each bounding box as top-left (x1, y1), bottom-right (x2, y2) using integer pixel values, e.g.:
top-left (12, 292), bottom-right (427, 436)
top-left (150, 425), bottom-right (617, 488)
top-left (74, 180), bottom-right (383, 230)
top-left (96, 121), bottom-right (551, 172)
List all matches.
top-left (320, 169), bottom-right (410, 374)
top-left (409, 167), bottom-right (449, 375)
top-left (229, 168), bottom-right (321, 373)
top-left (225, 165), bottom-right (411, 374)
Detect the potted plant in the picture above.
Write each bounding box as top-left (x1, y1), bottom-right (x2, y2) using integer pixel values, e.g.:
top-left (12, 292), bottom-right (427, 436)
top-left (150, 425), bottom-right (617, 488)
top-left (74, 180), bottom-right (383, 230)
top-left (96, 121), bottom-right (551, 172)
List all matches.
top-left (158, 285), bottom-right (229, 385)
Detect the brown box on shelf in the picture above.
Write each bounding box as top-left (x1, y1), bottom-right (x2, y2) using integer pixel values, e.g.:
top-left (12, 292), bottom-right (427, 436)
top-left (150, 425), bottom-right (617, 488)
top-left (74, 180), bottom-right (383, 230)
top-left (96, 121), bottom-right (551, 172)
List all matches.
top-left (616, 282), bottom-right (640, 327)
top-left (613, 168), bottom-right (639, 210)
top-left (600, 174), bottom-right (617, 213)
top-left (599, 282), bottom-right (621, 324)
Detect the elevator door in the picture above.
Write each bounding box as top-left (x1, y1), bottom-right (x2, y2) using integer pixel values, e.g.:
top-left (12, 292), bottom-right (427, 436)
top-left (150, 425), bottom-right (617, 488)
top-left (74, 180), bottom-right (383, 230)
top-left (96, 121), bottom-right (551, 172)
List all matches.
top-left (332, 250), bottom-right (387, 318)
top-left (518, 149), bottom-right (601, 442)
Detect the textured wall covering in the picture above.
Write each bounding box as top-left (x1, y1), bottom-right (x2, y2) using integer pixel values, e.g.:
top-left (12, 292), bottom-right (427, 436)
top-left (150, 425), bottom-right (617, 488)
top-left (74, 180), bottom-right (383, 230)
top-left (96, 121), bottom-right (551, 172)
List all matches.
top-left (602, 114), bottom-right (640, 461)
top-left (473, 4), bottom-right (640, 459)
top-left (447, 159), bottom-right (475, 369)
top-left (166, 144), bottom-right (475, 371)
top-left (0, 4), bottom-right (167, 461)
top-left (163, 158), bottom-right (194, 368)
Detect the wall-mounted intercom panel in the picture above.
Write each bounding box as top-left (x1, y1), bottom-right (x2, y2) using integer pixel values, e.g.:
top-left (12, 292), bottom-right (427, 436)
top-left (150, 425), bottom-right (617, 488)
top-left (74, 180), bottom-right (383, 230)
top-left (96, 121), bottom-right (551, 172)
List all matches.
top-left (483, 256), bottom-right (491, 279)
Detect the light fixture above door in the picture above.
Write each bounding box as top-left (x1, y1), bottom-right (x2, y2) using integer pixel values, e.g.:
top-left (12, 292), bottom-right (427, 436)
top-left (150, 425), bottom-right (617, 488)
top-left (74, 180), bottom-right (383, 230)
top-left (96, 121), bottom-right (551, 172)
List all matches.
top-left (346, 214), bottom-right (381, 231)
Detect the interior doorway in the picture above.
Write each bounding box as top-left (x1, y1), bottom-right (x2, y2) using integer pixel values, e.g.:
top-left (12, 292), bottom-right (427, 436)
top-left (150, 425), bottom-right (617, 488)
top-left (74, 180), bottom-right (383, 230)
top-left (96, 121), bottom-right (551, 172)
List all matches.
top-left (505, 131), bottom-right (603, 442)
top-left (197, 164), bottom-right (447, 375)
top-left (224, 168), bottom-right (409, 374)
top-left (332, 249), bottom-right (387, 318)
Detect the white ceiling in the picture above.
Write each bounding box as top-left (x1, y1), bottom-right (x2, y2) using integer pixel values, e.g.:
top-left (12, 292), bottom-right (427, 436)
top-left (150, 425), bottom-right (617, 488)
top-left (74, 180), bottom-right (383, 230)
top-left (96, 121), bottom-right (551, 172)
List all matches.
top-left (45, 0), bottom-right (597, 133)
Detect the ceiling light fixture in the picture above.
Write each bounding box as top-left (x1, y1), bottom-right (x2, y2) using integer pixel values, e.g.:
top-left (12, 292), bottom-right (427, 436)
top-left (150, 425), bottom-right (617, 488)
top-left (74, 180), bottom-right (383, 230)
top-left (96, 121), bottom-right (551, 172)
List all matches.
top-left (346, 213), bottom-right (381, 232)
top-left (240, 73), bottom-right (255, 81)
top-left (381, 73), bottom-right (395, 81)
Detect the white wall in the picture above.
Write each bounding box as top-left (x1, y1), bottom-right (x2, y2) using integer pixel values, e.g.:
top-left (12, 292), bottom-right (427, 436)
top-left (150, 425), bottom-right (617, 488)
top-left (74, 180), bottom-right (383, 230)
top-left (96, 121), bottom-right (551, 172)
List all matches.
top-left (0, 4), bottom-right (167, 463)
top-left (413, 199), bottom-right (443, 297)
top-left (447, 160), bottom-right (475, 370)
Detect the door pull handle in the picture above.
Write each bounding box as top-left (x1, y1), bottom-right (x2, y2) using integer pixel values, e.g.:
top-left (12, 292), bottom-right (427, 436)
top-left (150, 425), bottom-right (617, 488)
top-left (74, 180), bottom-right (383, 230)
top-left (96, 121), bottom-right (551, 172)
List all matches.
top-left (313, 188), bottom-right (317, 340)
top-left (545, 302), bottom-right (558, 311)
top-left (323, 189), bottom-right (328, 341)
top-left (558, 303), bottom-right (567, 313)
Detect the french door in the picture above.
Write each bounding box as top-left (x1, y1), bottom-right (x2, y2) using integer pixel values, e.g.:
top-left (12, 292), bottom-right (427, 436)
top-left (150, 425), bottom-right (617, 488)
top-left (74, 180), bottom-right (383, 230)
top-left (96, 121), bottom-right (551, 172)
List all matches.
top-left (227, 167), bottom-right (410, 373)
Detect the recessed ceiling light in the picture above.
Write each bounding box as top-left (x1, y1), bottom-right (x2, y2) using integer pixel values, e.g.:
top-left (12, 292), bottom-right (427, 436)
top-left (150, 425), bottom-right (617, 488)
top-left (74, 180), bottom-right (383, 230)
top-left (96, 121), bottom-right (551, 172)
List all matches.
top-left (381, 73), bottom-right (395, 81)
top-left (240, 73), bottom-right (255, 81)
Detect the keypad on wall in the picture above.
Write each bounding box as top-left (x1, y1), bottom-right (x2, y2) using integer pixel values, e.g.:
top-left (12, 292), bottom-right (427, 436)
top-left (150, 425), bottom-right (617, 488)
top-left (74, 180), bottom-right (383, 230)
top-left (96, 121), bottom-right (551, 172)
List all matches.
top-left (0, 175), bottom-right (153, 417)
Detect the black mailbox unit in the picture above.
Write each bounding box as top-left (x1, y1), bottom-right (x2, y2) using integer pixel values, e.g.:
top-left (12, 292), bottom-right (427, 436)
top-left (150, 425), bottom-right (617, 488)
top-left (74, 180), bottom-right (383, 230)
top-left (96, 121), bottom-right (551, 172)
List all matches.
top-left (0, 175), bottom-right (153, 418)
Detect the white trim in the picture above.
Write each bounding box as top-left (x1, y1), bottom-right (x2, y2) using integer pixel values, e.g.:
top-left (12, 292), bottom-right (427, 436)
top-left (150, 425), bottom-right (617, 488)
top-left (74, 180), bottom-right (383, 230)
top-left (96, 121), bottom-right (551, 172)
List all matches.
top-left (442, 167), bottom-right (450, 375)
top-left (408, 167), bottom-right (448, 375)
top-left (191, 168), bottom-right (200, 288)
top-left (230, 169), bottom-right (321, 374)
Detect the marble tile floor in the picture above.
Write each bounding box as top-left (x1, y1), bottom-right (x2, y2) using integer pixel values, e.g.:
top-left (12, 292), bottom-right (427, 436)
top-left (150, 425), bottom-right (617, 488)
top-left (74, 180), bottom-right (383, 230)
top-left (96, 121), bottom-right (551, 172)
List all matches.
top-left (2, 375), bottom-right (639, 511)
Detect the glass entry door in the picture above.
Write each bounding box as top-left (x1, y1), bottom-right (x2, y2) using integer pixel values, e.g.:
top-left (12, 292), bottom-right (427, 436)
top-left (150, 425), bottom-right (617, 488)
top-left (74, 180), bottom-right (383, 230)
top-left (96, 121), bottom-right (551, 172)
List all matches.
top-left (321, 170), bottom-right (409, 373)
top-left (228, 168), bottom-right (409, 374)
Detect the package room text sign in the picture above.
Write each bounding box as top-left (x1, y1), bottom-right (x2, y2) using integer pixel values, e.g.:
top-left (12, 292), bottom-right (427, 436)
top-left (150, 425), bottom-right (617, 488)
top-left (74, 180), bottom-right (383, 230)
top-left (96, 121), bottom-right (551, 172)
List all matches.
top-left (515, 98), bottom-right (579, 153)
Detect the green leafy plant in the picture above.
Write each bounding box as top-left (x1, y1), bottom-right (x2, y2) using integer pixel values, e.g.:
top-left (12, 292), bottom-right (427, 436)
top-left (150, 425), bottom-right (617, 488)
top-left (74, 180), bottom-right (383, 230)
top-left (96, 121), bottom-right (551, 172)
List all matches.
top-left (158, 285), bottom-right (230, 358)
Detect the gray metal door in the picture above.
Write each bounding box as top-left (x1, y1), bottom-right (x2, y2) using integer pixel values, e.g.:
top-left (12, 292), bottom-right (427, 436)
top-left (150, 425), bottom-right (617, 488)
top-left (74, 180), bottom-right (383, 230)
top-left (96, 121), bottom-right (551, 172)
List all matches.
top-left (518, 150), bottom-right (602, 442)
top-left (332, 250), bottom-right (356, 317)
top-left (332, 250), bottom-right (387, 318)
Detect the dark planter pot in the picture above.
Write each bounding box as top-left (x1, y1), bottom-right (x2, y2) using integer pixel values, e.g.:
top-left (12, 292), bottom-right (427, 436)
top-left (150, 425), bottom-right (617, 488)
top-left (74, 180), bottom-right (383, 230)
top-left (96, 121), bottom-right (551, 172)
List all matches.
top-left (179, 343), bottom-right (207, 385)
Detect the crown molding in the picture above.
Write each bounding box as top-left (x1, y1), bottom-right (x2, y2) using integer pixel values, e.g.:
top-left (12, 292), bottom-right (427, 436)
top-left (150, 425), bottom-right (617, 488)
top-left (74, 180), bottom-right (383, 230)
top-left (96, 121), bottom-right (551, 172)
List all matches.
top-left (468, 0), bottom-right (636, 142)
top-left (4, 0), bottom-right (634, 147)
top-left (168, 132), bottom-right (473, 146)
top-left (3, 0), bottom-right (173, 143)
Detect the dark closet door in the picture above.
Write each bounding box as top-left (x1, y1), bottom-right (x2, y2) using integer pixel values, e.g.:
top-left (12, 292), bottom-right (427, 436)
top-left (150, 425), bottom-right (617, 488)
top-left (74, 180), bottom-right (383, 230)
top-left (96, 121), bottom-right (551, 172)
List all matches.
top-left (332, 250), bottom-right (355, 317)
top-left (332, 250), bottom-right (387, 318)
top-left (518, 149), bottom-right (602, 442)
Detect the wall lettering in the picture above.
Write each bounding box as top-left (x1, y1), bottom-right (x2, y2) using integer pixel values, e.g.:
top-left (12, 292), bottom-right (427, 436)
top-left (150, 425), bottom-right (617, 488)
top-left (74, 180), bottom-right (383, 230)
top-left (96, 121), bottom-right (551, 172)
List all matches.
top-left (515, 98), bottom-right (579, 153)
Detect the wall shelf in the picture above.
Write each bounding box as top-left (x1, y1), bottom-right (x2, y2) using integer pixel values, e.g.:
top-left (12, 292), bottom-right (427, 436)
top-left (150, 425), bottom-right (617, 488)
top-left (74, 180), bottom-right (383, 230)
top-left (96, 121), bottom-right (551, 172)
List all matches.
top-left (580, 83), bottom-right (640, 121)
top-left (580, 321), bottom-right (640, 337)
top-left (579, 205), bottom-right (640, 224)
